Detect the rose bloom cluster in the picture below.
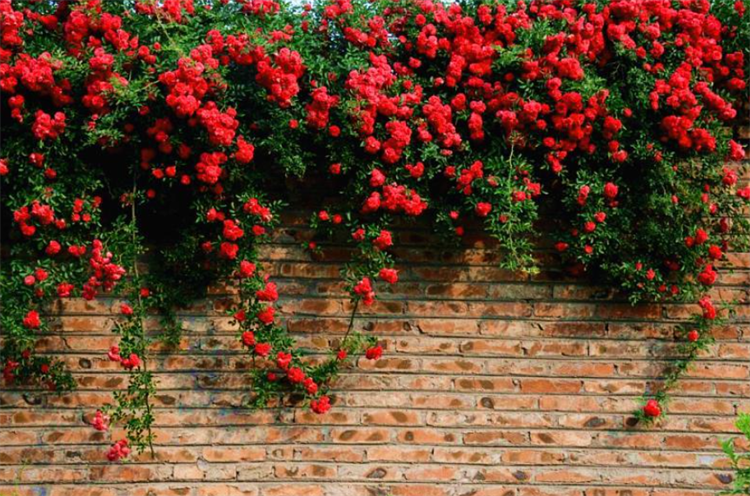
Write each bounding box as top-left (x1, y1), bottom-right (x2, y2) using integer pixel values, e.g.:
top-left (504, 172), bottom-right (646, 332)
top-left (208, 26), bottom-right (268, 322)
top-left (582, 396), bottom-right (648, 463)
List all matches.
top-left (1, 0), bottom-right (748, 458)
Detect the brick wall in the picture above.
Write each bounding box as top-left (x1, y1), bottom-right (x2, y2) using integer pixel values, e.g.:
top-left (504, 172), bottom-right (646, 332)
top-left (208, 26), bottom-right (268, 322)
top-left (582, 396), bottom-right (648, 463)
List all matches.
top-left (1, 215), bottom-right (749, 496)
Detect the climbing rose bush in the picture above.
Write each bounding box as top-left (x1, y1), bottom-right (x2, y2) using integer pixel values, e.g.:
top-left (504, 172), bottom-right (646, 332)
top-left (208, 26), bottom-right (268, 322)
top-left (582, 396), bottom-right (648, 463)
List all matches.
top-left (1, 0), bottom-right (748, 458)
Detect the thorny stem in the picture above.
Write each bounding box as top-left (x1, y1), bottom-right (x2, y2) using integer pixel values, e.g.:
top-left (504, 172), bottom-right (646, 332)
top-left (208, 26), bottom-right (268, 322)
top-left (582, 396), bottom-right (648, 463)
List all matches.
top-left (657, 342), bottom-right (701, 396)
top-left (636, 308), bottom-right (721, 424)
top-left (341, 298), bottom-right (360, 347)
top-left (240, 283), bottom-right (257, 370)
top-left (315, 297), bottom-right (362, 395)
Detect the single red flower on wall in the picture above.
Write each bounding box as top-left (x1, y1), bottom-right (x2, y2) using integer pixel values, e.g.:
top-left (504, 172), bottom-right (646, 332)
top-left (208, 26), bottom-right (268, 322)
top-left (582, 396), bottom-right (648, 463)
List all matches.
top-left (310, 395), bottom-right (331, 414)
top-left (379, 268), bottom-right (398, 284)
top-left (365, 345), bottom-right (383, 360)
top-left (643, 399), bottom-right (661, 418)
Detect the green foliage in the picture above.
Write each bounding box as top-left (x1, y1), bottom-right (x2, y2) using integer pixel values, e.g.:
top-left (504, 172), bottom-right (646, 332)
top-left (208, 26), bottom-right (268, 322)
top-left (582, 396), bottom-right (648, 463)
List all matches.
top-left (722, 414), bottom-right (750, 495)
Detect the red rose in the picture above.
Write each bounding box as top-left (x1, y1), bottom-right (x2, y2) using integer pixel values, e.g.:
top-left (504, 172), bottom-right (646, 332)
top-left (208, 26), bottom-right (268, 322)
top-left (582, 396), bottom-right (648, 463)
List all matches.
top-left (238, 260), bottom-right (256, 278)
top-left (373, 230), bottom-right (393, 250)
top-left (365, 345), bottom-right (383, 360)
top-left (310, 395), bottom-right (331, 414)
top-left (722, 167), bottom-right (738, 186)
top-left (687, 330), bottom-right (699, 342)
top-left (256, 282), bottom-right (279, 302)
top-left (694, 228), bottom-right (708, 245)
top-left (254, 342), bottom-right (271, 357)
top-left (727, 140), bottom-right (745, 161)
top-left (735, 1), bottom-right (746, 17)
top-left (697, 265), bottom-right (717, 286)
top-left (257, 306), bottom-right (275, 325)
top-left (475, 202), bottom-right (492, 217)
top-left (234, 136), bottom-right (255, 164)
top-left (708, 245), bottom-right (722, 260)
top-left (557, 57), bottom-right (584, 80)
top-left (370, 168), bottom-right (386, 187)
top-left (276, 351), bottom-right (292, 370)
top-left (362, 192), bottom-right (381, 213)
top-left (222, 220), bottom-right (244, 241)
top-left (698, 296), bottom-right (717, 320)
top-left (107, 346), bottom-right (121, 362)
top-left (352, 228), bottom-right (365, 241)
top-left (46, 240), bottom-right (61, 256)
top-left (304, 377), bottom-right (318, 395)
top-left (23, 310), bottom-right (41, 329)
top-left (57, 282), bottom-right (74, 298)
top-left (121, 353), bottom-right (141, 370)
top-left (643, 399), bottom-right (661, 418)
top-left (364, 136), bottom-right (380, 154)
top-left (603, 182), bottom-right (618, 200)
top-left (405, 162), bottom-right (424, 178)
top-left (219, 242), bottom-right (239, 259)
top-left (106, 439), bottom-right (130, 462)
top-left (109, 442), bottom-right (133, 470)
top-left (354, 277), bottom-right (375, 305)
top-left (287, 367), bottom-right (305, 383)
top-left (241, 331), bottom-right (255, 347)
top-left (92, 410), bottom-right (109, 431)
top-left (379, 268), bottom-right (398, 284)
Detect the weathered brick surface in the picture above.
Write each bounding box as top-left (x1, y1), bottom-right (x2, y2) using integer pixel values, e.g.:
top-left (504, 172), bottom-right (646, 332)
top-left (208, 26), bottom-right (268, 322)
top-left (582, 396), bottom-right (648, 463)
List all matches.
top-left (1, 219), bottom-right (749, 496)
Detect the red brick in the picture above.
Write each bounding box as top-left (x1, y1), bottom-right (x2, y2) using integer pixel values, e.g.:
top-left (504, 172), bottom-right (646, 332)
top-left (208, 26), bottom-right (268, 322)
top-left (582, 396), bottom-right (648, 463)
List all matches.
top-left (5, 214), bottom-right (747, 496)
top-left (261, 485), bottom-right (324, 496)
top-left (202, 447), bottom-right (266, 462)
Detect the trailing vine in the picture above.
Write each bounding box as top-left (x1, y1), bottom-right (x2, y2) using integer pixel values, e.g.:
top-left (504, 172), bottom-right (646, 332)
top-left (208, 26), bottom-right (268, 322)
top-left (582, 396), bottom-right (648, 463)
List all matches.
top-left (92, 179), bottom-right (158, 460)
top-left (634, 295), bottom-right (726, 424)
top-left (722, 413), bottom-right (750, 494)
top-left (1, 0), bottom-right (748, 460)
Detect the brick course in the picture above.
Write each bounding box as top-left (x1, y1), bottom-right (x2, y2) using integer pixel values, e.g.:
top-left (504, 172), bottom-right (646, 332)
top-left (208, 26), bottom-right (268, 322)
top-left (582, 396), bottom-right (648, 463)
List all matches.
top-left (1, 218), bottom-right (749, 496)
